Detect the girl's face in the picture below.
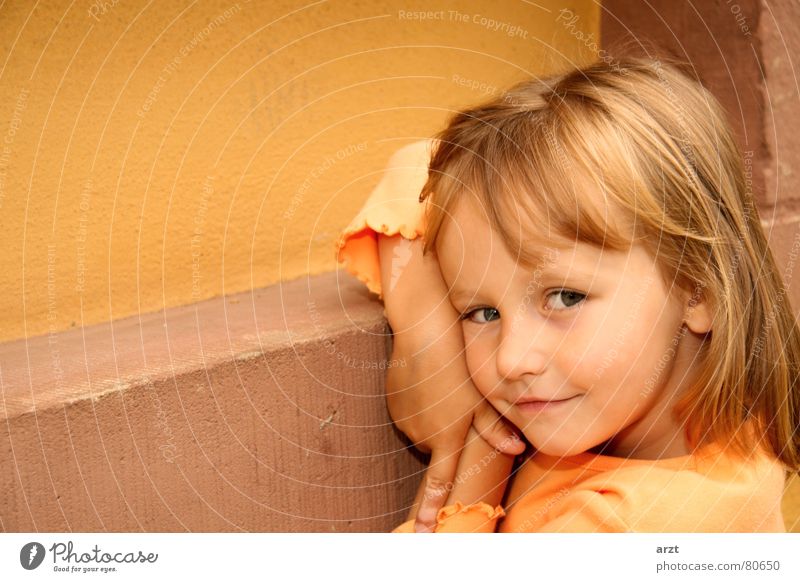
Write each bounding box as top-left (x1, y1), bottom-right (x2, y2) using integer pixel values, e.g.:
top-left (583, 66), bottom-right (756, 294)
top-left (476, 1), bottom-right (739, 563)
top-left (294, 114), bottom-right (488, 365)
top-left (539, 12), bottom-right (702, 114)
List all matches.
top-left (436, 199), bottom-right (712, 459)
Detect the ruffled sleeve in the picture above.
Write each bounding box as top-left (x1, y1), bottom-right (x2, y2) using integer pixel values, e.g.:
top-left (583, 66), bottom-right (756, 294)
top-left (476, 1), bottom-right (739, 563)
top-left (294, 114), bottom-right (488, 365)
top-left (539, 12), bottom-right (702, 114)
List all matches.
top-left (392, 501), bottom-right (505, 533)
top-left (335, 139), bottom-right (433, 299)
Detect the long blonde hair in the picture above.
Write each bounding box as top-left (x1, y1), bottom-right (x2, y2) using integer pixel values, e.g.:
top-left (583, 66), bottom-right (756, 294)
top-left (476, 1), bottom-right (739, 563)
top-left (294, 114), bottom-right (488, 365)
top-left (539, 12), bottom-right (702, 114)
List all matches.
top-left (420, 57), bottom-right (800, 469)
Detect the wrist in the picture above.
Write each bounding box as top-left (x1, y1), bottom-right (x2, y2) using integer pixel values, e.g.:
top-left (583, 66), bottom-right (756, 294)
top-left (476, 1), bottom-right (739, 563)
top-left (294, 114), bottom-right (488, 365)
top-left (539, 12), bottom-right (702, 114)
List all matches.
top-left (444, 428), bottom-right (514, 508)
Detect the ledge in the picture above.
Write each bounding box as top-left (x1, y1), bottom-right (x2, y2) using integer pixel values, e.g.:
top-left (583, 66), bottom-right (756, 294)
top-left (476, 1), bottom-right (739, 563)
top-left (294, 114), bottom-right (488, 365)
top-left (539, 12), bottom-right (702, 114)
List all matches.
top-left (0, 271), bottom-right (424, 532)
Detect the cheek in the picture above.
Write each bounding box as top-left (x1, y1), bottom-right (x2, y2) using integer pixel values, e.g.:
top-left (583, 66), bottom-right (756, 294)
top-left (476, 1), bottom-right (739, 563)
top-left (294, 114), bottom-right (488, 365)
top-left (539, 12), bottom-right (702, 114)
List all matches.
top-left (463, 333), bottom-right (497, 398)
top-left (570, 302), bottom-right (658, 380)
top-left (556, 326), bottom-right (615, 383)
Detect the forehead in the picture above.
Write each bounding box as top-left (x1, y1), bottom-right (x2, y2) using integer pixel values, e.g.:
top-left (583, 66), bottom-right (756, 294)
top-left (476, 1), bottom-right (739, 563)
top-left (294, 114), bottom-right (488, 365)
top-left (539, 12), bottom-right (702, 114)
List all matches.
top-left (435, 205), bottom-right (513, 301)
top-left (433, 195), bottom-right (663, 304)
top-left (435, 196), bottom-right (583, 271)
top-left (432, 163), bottom-right (639, 260)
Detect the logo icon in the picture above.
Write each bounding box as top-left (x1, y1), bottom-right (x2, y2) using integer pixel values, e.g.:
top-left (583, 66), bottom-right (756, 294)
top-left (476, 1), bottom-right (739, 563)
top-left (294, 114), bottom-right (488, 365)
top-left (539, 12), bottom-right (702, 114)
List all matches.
top-left (20, 542), bottom-right (45, 570)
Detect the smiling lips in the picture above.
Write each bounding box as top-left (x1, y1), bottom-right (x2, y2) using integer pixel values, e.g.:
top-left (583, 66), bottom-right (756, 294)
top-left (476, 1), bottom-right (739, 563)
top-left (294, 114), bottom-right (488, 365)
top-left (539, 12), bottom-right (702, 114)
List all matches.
top-left (514, 396), bottom-right (577, 414)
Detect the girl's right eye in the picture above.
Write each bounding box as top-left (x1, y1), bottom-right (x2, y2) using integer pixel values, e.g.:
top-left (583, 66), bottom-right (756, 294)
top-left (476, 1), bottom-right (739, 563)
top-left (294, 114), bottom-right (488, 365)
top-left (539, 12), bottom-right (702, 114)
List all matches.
top-left (462, 307), bottom-right (500, 324)
top-left (544, 289), bottom-right (586, 311)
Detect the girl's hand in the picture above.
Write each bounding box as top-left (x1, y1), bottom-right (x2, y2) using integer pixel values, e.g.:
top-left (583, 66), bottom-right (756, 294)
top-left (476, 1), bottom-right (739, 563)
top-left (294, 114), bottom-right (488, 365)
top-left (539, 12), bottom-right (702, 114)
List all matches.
top-left (378, 234), bottom-right (525, 532)
top-left (406, 426), bottom-right (516, 532)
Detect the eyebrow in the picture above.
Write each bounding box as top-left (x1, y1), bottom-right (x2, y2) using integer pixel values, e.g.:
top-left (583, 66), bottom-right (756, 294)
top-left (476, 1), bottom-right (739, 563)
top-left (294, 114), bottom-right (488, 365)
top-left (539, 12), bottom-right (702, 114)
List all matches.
top-left (447, 259), bottom-right (601, 305)
top-left (448, 287), bottom-right (479, 305)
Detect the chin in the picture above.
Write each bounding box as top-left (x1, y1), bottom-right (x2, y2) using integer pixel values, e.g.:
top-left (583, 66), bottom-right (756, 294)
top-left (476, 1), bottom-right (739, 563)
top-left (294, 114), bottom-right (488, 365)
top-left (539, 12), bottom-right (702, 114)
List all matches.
top-left (529, 439), bottom-right (573, 457)
top-left (527, 434), bottom-right (593, 458)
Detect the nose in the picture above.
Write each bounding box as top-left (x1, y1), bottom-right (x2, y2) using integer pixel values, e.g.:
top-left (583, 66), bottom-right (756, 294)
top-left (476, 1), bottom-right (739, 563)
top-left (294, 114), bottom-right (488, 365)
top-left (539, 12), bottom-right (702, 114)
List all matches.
top-left (496, 314), bottom-right (550, 382)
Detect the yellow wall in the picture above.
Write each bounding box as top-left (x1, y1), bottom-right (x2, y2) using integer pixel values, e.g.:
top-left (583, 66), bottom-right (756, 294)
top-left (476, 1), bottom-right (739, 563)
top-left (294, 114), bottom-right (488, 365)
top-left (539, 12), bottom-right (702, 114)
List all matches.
top-left (0, 0), bottom-right (599, 342)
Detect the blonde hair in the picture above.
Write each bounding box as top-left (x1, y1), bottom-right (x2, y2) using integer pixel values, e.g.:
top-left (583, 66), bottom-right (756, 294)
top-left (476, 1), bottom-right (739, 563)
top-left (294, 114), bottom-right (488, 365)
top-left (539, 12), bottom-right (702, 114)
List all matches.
top-left (420, 57), bottom-right (800, 470)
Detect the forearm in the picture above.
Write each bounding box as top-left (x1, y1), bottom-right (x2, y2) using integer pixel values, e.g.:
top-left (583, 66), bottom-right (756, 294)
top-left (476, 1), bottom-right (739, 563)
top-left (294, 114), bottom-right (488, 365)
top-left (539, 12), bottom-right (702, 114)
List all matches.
top-left (378, 233), bottom-right (474, 443)
top-left (378, 234), bottom-right (456, 332)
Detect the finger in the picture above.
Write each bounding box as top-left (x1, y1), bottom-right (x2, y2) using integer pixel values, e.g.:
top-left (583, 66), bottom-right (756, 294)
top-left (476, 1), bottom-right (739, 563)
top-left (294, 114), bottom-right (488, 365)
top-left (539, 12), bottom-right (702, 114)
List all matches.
top-left (414, 444), bottom-right (462, 533)
top-left (473, 404), bottom-right (526, 455)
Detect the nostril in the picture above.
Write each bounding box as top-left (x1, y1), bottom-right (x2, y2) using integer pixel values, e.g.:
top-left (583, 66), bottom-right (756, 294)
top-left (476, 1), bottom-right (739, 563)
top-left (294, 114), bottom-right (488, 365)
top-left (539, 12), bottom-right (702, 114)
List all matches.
top-left (497, 345), bottom-right (549, 381)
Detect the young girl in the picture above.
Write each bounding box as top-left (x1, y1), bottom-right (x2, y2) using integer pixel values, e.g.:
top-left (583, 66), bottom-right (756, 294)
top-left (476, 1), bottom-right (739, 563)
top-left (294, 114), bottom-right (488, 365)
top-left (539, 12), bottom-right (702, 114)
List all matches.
top-left (337, 57), bottom-right (800, 532)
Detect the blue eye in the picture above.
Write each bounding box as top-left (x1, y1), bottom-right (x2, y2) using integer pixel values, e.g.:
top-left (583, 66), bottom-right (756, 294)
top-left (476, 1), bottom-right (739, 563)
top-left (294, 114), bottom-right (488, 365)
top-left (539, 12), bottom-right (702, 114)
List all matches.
top-left (462, 307), bottom-right (500, 324)
top-left (545, 290), bottom-right (586, 311)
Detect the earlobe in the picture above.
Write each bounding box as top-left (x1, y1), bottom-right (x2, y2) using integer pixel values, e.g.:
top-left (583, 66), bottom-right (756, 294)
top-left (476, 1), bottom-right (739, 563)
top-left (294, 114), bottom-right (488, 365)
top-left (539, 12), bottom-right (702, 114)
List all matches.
top-left (684, 291), bottom-right (713, 335)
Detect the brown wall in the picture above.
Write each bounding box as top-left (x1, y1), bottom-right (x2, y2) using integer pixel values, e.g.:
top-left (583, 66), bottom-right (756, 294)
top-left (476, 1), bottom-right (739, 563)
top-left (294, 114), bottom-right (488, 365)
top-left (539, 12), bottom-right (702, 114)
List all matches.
top-left (759, 0), bottom-right (800, 209)
top-left (0, 272), bottom-right (424, 532)
top-left (602, 0), bottom-right (800, 532)
top-left (601, 0), bottom-right (768, 200)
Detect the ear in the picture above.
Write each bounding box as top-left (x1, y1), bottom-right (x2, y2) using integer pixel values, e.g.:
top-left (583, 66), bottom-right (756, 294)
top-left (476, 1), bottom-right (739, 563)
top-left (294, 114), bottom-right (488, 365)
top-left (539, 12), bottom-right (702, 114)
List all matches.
top-left (683, 286), bottom-right (713, 335)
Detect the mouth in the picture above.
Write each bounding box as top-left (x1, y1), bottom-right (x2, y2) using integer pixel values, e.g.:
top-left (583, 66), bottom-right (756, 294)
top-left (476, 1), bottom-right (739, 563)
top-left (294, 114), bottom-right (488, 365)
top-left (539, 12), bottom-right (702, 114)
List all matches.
top-left (514, 395), bottom-right (578, 415)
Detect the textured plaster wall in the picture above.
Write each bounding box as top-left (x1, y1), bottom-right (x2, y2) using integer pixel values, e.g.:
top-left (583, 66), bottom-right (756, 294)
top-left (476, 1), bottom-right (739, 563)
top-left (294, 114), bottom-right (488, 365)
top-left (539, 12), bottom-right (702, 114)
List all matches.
top-left (760, 0), bottom-right (800, 209)
top-left (0, 0), bottom-right (599, 343)
top-left (1, 272), bottom-right (417, 532)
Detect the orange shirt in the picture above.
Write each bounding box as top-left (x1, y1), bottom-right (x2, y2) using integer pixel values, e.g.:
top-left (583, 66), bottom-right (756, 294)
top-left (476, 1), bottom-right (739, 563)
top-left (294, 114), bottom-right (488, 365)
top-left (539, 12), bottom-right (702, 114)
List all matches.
top-left (336, 140), bottom-right (432, 299)
top-left (393, 445), bottom-right (786, 532)
top-left (335, 141), bottom-right (788, 533)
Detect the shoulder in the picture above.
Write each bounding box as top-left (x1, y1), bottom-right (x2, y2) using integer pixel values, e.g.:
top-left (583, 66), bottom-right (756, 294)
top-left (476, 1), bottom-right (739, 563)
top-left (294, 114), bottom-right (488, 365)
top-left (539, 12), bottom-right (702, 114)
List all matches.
top-left (588, 448), bottom-right (786, 532)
